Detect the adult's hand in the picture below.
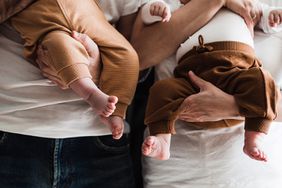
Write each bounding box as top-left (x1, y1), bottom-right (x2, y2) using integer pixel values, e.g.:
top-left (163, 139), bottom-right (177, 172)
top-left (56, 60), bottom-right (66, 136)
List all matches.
top-left (177, 71), bottom-right (242, 122)
top-left (224, 0), bottom-right (255, 27)
top-left (36, 31), bottom-right (101, 89)
top-left (36, 45), bottom-right (68, 89)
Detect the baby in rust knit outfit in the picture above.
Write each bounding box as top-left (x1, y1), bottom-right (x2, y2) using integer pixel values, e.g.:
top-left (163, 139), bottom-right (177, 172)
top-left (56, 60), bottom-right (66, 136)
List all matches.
top-left (10, 0), bottom-right (139, 139)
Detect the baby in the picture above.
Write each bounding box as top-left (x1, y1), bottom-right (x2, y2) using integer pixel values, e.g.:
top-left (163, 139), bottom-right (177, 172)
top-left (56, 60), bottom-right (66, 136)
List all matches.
top-left (10, 0), bottom-right (139, 139)
top-left (141, 0), bottom-right (282, 161)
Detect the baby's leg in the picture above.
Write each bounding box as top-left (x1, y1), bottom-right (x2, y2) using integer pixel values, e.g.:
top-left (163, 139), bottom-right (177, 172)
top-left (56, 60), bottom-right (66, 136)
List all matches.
top-left (62, 0), bottom-right (139, 119)
top-left (145, 78), bottom-right (197, 135)
top-left (230, 67), bottom-right (279, 162)
top-left (41, 31), bottom-right (117, 117)
top-left (243, 130), bottom-right (267, 162)
top-left (142, 134), bottom-right (171, 160)
top-left (144, 78), bottom-right (197, 160)
top-left (70, 78), bottom-right (118, 117)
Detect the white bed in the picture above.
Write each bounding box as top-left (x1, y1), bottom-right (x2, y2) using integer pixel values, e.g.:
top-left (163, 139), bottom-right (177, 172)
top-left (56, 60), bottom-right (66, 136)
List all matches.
top-left (142, 0), bottom-right (282, 187)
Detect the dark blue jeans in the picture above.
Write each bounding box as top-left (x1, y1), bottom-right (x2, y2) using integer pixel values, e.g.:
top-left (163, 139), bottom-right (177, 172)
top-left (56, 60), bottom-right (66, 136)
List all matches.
top-left (0, 131), bottom-right (135, 188)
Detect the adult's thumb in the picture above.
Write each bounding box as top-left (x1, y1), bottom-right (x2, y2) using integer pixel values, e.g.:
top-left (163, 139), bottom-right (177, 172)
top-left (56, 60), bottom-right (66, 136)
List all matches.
top-left (71, 31), bottom-right (97, 58)
top-left (188, 71), bottom-right (209, 91)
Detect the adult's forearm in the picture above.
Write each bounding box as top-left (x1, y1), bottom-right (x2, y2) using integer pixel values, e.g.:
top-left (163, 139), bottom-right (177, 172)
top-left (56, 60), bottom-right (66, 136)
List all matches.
top-left (116, 13), bottom-right (138, 41)
top-left (131, 0), bottom-right (225, 70)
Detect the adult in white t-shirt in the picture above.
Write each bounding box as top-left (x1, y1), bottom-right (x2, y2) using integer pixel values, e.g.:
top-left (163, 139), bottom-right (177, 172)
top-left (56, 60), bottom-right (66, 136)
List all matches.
top-left (0, 1), bottom-right (141, 187)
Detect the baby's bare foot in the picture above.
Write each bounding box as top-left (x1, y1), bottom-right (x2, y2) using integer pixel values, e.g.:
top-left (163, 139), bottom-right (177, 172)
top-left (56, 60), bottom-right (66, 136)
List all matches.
top-left (69, 78), bottom-right (118, 117)
top-left (142, 134), bottom-right (171, 160)
top-left (243, 130), bottom-right (267, 162)
top-left (101, 115), bottom-right (124, 139)
top-left (88, 92), bottom-right (118, 117)
top-left (103, 96), bottom-right (118, 117)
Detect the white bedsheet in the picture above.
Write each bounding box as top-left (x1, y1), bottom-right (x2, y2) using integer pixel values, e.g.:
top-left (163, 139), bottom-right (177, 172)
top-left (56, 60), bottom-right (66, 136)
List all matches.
top-left (143, 122), bottom-right (282, 188)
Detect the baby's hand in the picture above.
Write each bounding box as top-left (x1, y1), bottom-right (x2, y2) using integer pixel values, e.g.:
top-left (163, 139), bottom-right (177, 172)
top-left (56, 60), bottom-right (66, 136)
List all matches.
top-left (269, 9), bottom-right (282, 27)
top-left (150, 1), bottom-right (171, 22)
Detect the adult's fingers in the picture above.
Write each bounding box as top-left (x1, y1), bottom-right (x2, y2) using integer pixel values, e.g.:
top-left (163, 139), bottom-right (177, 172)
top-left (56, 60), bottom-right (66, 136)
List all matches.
top-left (242, 7), bottom-right (253, 27)
top-left (188, 71), bottom-right (210, 91)
top-left (36, 58), bottom-right (56, 77)
top-left (71, 31), bottom-right (97, 58)
top-left (36, 45), bottom-right (50, 66)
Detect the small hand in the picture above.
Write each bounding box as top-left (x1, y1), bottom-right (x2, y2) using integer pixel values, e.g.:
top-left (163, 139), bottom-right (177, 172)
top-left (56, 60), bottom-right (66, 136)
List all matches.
top-left (269, 9), bottom-right (282, 27)
top-left (177, 71), bottom-right (241, 122)
top-left (150, 1), bottom-right (171, 22)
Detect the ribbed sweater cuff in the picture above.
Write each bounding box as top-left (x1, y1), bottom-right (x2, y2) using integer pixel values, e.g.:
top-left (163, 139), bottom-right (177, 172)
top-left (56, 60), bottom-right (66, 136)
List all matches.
top-left (58, 63), bottom-right (92, 86)
top-left (244, 117), bottom-right (272, 134)
top-left (148, 120), bottom-right (176, 136)
top-left (112, 102), bottom-right (128, 119)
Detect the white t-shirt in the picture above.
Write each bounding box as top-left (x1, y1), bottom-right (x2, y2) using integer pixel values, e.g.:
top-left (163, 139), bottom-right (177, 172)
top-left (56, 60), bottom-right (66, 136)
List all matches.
top-left (0, 0), bottom-right (142, 138)
top-left (176, 4), bottom-right (282, 61)
top-left (176, 9), bottom-right (254, 61)
top-left (97, 0), bottom-right (145, 24)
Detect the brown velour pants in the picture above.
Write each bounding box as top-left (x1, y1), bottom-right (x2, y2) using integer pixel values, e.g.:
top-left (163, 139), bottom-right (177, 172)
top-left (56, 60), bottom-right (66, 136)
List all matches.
top-left (10, 0), bottom-right (139, 118)
top-left (145, 37), bottom-right (279, 135)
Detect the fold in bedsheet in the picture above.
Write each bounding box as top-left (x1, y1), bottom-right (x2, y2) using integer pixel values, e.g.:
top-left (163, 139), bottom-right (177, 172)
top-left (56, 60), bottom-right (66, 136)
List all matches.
top-left (143, 121), bottom-right (282, 188)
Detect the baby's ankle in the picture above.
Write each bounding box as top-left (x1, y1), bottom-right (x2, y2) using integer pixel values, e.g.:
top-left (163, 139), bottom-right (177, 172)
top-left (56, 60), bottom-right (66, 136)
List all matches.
top-left (244, 130), bottom-right (266, 144)
top-left (70, 78), bottom-right (100, 100)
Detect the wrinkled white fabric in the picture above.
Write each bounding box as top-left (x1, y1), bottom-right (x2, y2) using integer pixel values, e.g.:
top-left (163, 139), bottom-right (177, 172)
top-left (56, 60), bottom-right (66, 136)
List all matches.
top-left (97, 0), bottom-right (142, 24)
top-left (143, 122), bottom-right (282, 188)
